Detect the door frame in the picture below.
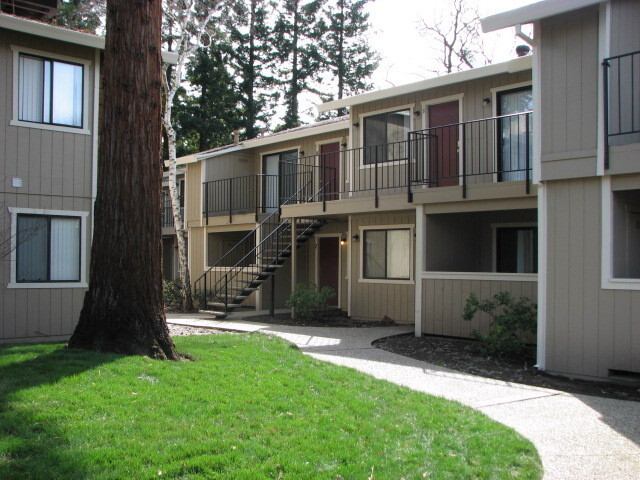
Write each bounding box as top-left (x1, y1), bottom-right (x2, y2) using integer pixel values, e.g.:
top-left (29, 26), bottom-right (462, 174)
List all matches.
top-left (421, 94), bottom-right (464, 187)
top-left (314, 233), bottom-right (342, 308)
top-left (261, 147), bottom-right (300, 211)
top-left (315, 138), bottom-right (344, 200)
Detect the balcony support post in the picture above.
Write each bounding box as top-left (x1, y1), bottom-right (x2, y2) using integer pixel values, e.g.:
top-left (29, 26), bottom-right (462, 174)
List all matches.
top-left (602, 60), bottom-right (610, 170)
top-left (462, 123), bottom-right (467, 199)
top-left (374, 151), bottom-right (379, 208)
top-left (229, 178), bottom-right (233, 223)
top-left (204, 183), bottom-right (209, 226)
top-left (407, 136), bottom-right (413, 203)
top-left (525, 113), bottom-right (531, 195)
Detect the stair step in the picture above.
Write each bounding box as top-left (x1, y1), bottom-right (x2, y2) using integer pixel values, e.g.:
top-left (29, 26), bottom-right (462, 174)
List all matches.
top-left (250, 263), bottom-right (284, 269)
top-left (229, 286), bottom-right (259, 292)
top-left (203, 310), bottom-right (228, 318)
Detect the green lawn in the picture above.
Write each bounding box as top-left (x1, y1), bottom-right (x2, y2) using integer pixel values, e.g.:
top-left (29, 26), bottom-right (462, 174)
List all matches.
top-left (0, 333), bottom-right (542, 480)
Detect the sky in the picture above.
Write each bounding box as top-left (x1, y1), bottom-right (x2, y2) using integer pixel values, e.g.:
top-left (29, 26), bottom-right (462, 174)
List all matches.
top-left (365, 0), bottom-right (537, 88)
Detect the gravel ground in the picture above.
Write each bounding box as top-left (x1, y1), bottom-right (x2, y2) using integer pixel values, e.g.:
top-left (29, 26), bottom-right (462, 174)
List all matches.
top-left (374, 333), bottom-right (640, 402)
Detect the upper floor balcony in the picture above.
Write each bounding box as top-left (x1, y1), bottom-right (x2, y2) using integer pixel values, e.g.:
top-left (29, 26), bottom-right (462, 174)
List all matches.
top-left (198, 112), bottom-right (533, 220)
top-left (603, 50), bottom-right (640, 174)
top-left (161, 191), bottom-right (184, 229)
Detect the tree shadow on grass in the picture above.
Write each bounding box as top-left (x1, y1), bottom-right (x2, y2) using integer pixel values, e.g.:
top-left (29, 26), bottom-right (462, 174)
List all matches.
top-left (0, 343), bottom-right (121, 480)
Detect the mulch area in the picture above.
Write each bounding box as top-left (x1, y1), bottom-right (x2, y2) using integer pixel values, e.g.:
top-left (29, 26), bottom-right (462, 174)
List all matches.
top-left (373, 333), bottom-right (640, 402)
top-left (245, 311), bottom-right (398, 328)
top-left (168, 325), bottom-right (236, 336)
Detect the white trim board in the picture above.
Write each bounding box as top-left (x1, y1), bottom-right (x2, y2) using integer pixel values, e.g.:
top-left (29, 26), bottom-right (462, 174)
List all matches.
top-left (421, 271), bottom-right (537, 282)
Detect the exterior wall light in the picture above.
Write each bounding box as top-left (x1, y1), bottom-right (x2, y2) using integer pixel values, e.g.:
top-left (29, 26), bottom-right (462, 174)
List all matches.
top-left (352, 233), bottom-right (359, 241)
top-left (352, 122), bottom-right (360, 128)
top-left (340, 237), bottom-right (347, 246)
top-left (483, 98), bottom-right (491, 106)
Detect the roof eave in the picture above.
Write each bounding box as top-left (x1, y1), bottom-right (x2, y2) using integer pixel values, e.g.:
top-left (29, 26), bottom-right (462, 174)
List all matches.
top-left (318, 56), bottom-right (532, 113)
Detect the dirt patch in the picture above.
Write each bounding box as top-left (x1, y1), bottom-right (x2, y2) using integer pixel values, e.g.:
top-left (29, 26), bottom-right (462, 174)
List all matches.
top-left (168, 325), bottom-right (235, 336)
top-left (374, 333), bottom-right (640, 402)
top-left (247, 311), bottom-right (397, 328)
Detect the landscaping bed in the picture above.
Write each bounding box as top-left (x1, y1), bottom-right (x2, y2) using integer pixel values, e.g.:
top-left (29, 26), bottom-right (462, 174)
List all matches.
top-left (374, 333), bottom-right (640, 402)
top-left (0, 334), bottom-right (541, 479)
top-left (247, 310), bottom-right (397, 328)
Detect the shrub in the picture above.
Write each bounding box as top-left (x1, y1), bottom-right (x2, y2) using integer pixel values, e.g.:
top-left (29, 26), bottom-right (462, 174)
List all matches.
top-left (463, 291), bottom-right (537, 359)
top-left (286, 283), bottom-right (336, 318)
top-left (163, 279), bottom-right (205, 311)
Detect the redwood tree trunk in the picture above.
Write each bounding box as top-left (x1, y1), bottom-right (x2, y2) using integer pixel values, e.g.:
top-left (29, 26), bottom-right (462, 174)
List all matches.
top-left (68, 0), bottom-right (178, 360)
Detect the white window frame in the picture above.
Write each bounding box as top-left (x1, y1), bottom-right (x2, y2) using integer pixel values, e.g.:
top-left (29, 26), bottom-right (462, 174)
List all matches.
top-left (359, 224), bottom-right (414, 285)
top-left (7, 207), bottom-right (89, 289)
top-left (358, 104), bottom-right (415, 170)
top-left (601, 176), bottom-right (640, 290)
top-left (10, 45), bottom-right (91, 135)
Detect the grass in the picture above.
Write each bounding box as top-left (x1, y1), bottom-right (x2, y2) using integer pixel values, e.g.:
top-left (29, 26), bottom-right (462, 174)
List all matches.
top-left (0, 333), bottom-right (542, 480)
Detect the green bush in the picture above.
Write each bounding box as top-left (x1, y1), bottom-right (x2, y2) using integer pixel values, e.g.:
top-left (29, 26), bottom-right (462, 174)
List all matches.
top-left (163, 279), bottom-right (183, 311)
top-left (286, 283), bottom-right (336, 318)
top-left (163, 279), bottom-right (205, 311)
top-left (463, 291), bottom-right (537, 359)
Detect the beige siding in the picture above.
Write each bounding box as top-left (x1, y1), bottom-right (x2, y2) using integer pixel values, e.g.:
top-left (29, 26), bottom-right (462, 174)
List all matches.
top-left (610, 0), bottom-right (640, 57)
top-left (349, 211), bottom-right (415, 323)
top-left (203, 151), bottom-right (254, 182)
top-left (185, 162), bottom-right (202, 226)
top-left (539, 7), bottom-right (599, 180)
top-left (545, 177), bottom-right (640, 378)
top-left (0, 30), bottom-right (97, 341)
top-left (422, 278), bottom-right (537, 339)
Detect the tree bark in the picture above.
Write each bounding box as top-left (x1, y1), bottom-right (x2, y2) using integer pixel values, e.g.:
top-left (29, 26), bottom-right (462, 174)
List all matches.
top-left (68, 0), bottom-right (179, 360)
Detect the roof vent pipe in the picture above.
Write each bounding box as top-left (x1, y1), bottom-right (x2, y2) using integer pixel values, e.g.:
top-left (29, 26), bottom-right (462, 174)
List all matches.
top-left (232, 129), bottom-right (240, 144)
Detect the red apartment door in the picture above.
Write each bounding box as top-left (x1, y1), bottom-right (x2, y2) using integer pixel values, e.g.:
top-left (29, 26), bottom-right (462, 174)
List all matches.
top-left (428, 101), bottom-right (459, 187)
top-left (320, 142), bottom-right (340, 200)
top-left (318, 237), bottom-right (339, 306)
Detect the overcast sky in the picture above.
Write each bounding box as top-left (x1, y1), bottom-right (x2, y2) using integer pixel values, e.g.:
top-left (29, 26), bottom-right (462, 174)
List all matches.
top-left (366, 0), bottom-right (537, 88)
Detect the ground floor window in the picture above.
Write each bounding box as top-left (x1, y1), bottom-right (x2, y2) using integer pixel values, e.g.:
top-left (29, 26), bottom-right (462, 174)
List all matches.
top-left (207, 230), bottom-right (255, 267)
top-left (495, 226), bottom-right (537, 274)
top-left (612, 189), bottom-right (640, 279)
top-left (363, 228), bottom-right (411, 280)
top-left (15, 213), bottom-right (82, 282)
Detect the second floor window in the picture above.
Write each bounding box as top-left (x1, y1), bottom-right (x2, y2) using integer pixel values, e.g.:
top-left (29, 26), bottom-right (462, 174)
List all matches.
top-left (18, 54), bottom-right (84, 128)
top-left (363, 109), bottom-right (410, 164)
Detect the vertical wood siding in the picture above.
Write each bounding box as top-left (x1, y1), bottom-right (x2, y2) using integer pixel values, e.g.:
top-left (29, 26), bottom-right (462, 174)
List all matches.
top-left (422, 278), bottom-right (537, 339)
top-left (546, 177), bottom-right (640, 377)
top-left (349, 211), bottom-right (415, 323)
top-left (0, 31), bottom-right (97, 341)
top-left (539, 8), bottom-right (599, 173)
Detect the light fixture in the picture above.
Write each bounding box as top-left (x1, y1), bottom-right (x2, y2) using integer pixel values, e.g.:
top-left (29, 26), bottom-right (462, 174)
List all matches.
top-left (352, 233), bottom-right (359, 241)
top-left (414, 110), bottom-right (421, 117)
top-left (352, 122), bottom-right (360, 128)
top-left (299, 150), bottom-right (305, 156)
top-left (482, 98), bottom-right (491, 106)
top-left (341, 142), bottom-right (347, 148)
top-left (340, 237), bottom-right (346, 246)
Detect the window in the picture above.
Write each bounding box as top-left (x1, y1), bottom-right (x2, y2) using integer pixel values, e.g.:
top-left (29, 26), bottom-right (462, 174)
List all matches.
top-left (16, 214), bottom-right (82, 282)
top-left (363, 109), bottom-right (410, 164)
top-left (611, 189), bottom-right (640, 279)
top-left (496, 226), bottom-right (537, 274)
top-left (363, 228), bottom-right (411, 279)
top-left (497, 86), bottom-right (533, 182)
top-left (18, 54), bottom-right (84, 128)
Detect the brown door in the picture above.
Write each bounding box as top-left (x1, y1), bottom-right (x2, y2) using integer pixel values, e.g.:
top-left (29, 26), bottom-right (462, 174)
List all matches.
top-left (428, 101), bottom-right (459, 187)
top-left (318, 237), bottom-right (339, 306)
top-left (320, 142), bottom-right (340, 200)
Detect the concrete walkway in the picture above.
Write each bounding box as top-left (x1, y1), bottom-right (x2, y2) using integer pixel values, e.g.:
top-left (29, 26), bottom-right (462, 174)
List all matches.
top-left (167, 313), bottom-right (640, 480)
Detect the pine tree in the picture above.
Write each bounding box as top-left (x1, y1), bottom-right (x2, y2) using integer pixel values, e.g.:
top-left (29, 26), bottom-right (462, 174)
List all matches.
top-left (319, 0), bottom-right (378, 116)
top-left (174, 46), bottom-right (240, 156)
top-left (224, 0), bottom-right (276, 139)
top-left (274, 0), bottom-right (326, 130)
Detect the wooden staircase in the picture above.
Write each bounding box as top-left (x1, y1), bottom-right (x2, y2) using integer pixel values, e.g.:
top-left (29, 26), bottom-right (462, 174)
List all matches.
top-left (194, 212), bottom-right (324, 319)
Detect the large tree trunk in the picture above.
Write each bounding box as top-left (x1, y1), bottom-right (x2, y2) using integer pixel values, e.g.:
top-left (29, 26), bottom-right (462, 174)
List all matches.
top-left (68, 0), bottom-right (178, 360)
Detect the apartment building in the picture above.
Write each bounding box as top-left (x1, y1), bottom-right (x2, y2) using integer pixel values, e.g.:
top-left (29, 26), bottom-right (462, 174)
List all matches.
top-left (483, 0), bottom-right (640, 381)
top-left (184, 56), bottom-right (535, 335)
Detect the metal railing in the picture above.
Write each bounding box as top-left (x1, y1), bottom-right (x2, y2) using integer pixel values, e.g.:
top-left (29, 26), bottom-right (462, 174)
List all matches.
top-left (284, 113), bottom-right (532, 206)
top-left (194, 181), bottom-right (318, 312)
top-left (202, 174), bottom-right (278, 223)
top-left (409, 111), bottom-right (532, 198)
top-left (161, 192), bottom-right (183, 228)
top-left (603, 50), bottom-right (640, 169)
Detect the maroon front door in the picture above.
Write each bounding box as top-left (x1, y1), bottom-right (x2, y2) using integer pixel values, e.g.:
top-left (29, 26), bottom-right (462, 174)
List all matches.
top-left (320, 142), bottom-right (340, 200)
top-left (318, 237), bottom-right (339, 306)
top-left (428, 101), bottom-right (459, 187)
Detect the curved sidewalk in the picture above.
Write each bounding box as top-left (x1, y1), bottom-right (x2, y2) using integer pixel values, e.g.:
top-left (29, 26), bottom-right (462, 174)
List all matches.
top-left (167, 314), bottom-right (640, 480)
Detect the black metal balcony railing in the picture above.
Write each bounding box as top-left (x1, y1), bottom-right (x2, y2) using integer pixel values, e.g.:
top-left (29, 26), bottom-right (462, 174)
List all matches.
top-left (284, 112), bottom-right (532, 207)
top-left (161, 192), bottom-right (183, 228)
top-left (410, 111), bottom-right (532, 198)
top-left (202, 174), bottom-right (279, 223)
top-left (603, 50), bottom-right (640, 168)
